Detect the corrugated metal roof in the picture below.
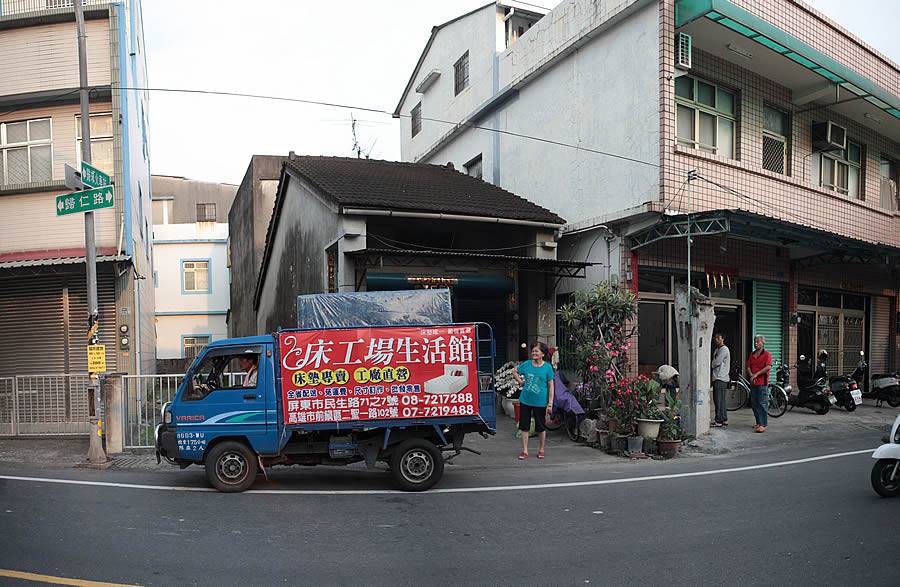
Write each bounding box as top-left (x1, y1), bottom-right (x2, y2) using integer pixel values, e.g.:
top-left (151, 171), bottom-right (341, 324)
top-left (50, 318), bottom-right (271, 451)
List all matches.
top-left (0, 254), bottom-right (130, 270)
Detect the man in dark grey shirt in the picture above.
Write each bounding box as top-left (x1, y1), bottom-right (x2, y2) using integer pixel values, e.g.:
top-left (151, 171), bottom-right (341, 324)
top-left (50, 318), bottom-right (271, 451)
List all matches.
top-left (711, 332), bottom-right (731, 427)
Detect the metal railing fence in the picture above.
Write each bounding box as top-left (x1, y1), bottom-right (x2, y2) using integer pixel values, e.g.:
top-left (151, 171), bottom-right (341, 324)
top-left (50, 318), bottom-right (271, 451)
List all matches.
top-left (0, 374), bottom-right (93, 435)
top-left (0, 0), bottom-right (110, 17)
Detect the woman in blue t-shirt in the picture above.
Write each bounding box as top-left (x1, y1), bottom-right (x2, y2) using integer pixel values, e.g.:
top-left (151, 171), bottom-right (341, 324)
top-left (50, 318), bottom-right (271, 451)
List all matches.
top-left (512, 342), bottom-right (555, 460)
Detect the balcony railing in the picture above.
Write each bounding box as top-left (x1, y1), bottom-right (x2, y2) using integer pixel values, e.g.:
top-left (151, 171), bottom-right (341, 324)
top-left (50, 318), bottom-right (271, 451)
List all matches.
top-left (0, 0), bottom-right (111, 18)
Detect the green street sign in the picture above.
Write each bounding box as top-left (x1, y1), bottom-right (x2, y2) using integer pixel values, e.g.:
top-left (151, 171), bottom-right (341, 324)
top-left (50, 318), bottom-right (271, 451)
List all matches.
top-left (56, 185), bottom-right (114, 216)
top-left (81, 161), bottom-right (110, 188)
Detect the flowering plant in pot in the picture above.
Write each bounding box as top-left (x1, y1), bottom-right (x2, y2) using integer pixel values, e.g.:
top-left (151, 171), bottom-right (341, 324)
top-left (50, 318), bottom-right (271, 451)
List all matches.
top-left (634, 376), bottom-right (664, 439)
top-left (606, 379), bottom-right (640, 436)
top-left (557, 282), bottom-right (637, 411)
top-left (494, 361), bottom-right (521, 418)
top-left (658, 390), bottom-right (683, 458)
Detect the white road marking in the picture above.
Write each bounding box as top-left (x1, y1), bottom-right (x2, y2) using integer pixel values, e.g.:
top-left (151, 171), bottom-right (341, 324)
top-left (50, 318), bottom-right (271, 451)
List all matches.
top-left (0, 448), bottom-right (874, 495)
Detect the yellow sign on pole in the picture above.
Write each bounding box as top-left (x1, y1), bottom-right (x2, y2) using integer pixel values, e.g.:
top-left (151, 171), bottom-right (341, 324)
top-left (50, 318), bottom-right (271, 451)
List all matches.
top-left (87, 344), bottom-right (106, 373)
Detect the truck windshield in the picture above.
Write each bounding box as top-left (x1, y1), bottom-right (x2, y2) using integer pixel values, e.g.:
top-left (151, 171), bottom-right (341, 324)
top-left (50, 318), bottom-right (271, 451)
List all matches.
top-left (183, 350), bottom-right (261, 401)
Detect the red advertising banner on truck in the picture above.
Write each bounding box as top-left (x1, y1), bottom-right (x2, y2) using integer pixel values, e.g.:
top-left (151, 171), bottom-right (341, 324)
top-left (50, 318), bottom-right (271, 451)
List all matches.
top-left (278, 324), bottom-right (479, 425)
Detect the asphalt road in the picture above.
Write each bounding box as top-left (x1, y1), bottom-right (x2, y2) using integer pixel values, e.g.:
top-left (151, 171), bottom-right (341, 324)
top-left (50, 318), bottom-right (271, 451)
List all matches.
top-left (1, 431), bottom-right (897, 586)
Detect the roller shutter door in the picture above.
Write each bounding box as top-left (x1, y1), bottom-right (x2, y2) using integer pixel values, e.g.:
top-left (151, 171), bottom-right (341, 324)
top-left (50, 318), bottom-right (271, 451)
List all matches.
top-left (869, 296), bottom-right (891, 376)
top-left (0, 274), bottom-right (66, 376)
top-left (752, 281), bottom-right (784, 366)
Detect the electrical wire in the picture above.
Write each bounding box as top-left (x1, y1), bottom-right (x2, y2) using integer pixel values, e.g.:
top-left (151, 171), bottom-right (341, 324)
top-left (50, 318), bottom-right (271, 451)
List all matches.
top-left (112, 85), bottom-right (660, 169)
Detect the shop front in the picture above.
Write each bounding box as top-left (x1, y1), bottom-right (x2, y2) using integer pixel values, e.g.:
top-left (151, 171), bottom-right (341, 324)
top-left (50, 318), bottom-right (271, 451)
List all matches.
top-left (622, 210), bottom-right (899, 381)
top-left (348, 248), bottom-right (591, 363)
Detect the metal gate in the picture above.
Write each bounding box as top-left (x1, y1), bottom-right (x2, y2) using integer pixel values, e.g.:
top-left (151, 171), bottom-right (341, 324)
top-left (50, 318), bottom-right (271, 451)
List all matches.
top-left (123, 373), bottom-right (245, 448)
top-left (0, 375), bottom-right (92, 436)
top-left (123, 375), bottom-right (184, 449)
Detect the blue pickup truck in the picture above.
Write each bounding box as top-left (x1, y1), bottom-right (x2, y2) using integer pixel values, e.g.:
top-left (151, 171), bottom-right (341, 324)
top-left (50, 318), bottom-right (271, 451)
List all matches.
top-left (155, 322), bottom-right (496, 492)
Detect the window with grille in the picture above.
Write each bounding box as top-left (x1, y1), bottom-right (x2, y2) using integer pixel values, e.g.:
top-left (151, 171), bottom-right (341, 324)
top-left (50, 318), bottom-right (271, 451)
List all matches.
top-left (454, 51), bottom-right (469, 96)
top-left (182, 260), bottom-right (210, 293)
top-left (675, 76), bottom-right (736, 159)
top-left (411, 103), bottom-right (422, 138)
top-left (879, 157), bottom-right (898, 211)
top-left (196, 202), bottom-right (216, 222)
top-left (0, 118), bottom-right (52, 185)
top-left (76, 113), bottom-right (113, 176)
top-left (183, 335), bottom-right (211, 360)
top-left (820, 140), bottom-right (862, 199)
top-left (762, 105), bottom-right (789, 174)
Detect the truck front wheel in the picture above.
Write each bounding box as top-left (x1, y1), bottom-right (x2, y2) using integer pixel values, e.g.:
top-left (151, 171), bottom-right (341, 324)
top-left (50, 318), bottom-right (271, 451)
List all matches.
top-left (390, 439), bottom-right (444, 492)
top-left (205, 441), bottom-right (258, 493)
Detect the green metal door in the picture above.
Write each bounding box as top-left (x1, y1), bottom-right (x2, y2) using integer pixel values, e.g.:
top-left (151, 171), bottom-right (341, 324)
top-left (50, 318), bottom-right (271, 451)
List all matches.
top-left (752, 282), bottom-right (784, 366)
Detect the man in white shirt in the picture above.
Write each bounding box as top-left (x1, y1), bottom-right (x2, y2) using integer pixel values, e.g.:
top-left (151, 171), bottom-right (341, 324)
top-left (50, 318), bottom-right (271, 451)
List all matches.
top-left (710, 332), bottom-right (731, 427)
top-left (239, 355), bottom-right (258, 388)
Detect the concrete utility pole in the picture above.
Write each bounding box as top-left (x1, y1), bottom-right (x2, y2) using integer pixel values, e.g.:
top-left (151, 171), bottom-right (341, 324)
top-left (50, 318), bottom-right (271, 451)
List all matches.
top-left (75, 0), bottom-right (107, 465)
top-left (674, 284), bottom-right (714, 438)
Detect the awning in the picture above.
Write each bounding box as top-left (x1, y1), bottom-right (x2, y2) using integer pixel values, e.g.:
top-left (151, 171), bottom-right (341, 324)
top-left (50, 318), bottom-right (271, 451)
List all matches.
top-left (0, 254), bottom-right (130, 270)
top-left (628, 210), bottom-right (900, 268)
top-left (675, 0), bottom-right (900, 142)
top-left (347, 248), bottom-right (593, 279)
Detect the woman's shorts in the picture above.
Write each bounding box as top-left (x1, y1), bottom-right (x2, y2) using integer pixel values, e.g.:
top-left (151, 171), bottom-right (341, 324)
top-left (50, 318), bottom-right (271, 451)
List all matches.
top-left (518, 402), bottom-right (547, 433)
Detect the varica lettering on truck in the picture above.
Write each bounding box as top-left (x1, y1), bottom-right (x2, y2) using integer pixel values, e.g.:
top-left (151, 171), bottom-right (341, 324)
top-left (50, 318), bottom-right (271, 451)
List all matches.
top-left (156, 323), bottom-right (497, 492)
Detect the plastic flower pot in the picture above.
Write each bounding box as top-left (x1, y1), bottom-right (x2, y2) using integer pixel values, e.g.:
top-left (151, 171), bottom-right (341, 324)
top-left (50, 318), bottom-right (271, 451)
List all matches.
top-left (636, 418), bottom-right (664, 439)
top-left (626, 435), bottom-right (644, 454)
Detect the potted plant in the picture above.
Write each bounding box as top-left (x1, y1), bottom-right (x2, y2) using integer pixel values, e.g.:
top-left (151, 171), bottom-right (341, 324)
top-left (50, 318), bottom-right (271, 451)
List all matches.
top-left (658, 390), bottom-right (683, 458)
top-left (494, 361), bottom-right (521, 418)
top-left (634, 376), bottom-right (664, 439)
top-left (607, 378), bottom-right (644, 453)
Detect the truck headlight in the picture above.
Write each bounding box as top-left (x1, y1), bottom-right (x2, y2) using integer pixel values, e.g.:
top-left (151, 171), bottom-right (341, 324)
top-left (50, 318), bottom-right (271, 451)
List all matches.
top-left (162, 401), bottom-right (172, 424)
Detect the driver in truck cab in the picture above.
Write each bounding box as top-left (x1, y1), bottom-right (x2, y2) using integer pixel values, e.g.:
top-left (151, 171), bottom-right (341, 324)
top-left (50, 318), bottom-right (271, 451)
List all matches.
top-left (239, 355), bottom-right (258, 387)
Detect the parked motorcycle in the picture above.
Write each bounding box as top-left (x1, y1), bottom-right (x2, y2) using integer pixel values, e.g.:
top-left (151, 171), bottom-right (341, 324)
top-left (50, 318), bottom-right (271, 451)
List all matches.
top-left (853, 351), bottom-right (900, 408)
top-left (871, 412), bottom-right (900, 497)
top-left (789, 353), bottom-right (834, 415)
top-left (829, 367), bottom-right (862, 412)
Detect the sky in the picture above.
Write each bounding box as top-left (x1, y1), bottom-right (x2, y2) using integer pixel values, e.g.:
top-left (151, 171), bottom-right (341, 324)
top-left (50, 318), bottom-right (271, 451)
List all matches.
top-left (141, 0), bottom-right (900, 186)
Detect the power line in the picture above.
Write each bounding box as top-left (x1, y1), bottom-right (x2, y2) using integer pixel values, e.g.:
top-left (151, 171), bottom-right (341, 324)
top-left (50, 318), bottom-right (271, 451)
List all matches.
top-left (113, 85), bottom-right (660, 169)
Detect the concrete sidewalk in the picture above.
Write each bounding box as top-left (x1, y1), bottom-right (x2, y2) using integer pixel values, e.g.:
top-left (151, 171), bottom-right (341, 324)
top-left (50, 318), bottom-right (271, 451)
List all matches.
top-left (0, 399), bottom-right (894, 472)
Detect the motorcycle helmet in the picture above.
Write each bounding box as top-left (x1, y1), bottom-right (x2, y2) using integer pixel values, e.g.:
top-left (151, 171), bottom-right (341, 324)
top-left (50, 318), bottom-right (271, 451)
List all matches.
top-left (818, 349), bottom-right (828, 362)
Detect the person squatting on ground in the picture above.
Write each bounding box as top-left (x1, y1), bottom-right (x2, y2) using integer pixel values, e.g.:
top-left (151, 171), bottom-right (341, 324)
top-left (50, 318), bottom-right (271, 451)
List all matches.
top-left (746, 334), bottom-right (772, 433)
top-left (711, 332), bottom-right (731, 427)
top-left (512, 342), bottom-right (555, 460)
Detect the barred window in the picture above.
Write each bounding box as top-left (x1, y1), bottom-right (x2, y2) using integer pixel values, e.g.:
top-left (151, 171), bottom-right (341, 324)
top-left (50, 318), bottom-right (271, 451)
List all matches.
top-left (454, 51), bottom-right (469, 96)
top-left (183, 336), bottom-right (211, 360)
top-left (1, 118), bottom-right (52, 185)
top-left (762, 105), bottom-right (790, 175)
top-left (196, 202), bottom-right (216, 222)
top-left (411, 102), bottom-right (422, 138)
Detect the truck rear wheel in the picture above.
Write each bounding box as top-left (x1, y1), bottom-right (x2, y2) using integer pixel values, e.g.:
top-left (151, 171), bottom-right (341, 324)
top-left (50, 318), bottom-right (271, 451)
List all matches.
top-left (205, 441), bottom-right (258, 493)
top-left (390, 439), bottom-right (444, 492)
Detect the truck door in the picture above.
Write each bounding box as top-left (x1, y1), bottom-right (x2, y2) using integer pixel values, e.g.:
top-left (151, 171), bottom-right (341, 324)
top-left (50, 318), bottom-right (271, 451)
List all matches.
top-left (180, 345), bottom-right (269, 438)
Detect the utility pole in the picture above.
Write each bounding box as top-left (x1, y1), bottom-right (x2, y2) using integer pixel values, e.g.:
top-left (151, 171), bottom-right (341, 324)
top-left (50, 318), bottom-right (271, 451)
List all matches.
top-left (76, 0), bottom-right (107, 465)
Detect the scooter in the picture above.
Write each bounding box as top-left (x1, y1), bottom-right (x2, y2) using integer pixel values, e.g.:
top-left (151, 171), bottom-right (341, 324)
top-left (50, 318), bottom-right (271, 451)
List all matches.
top-left (789, 353), bottom-right (834, 415)
top-left (871, 412), bottom-right (900, 497)
top-left (853, 351), bottom-right (900, 408)
top-left (829, 371), bottom-right (862, 412)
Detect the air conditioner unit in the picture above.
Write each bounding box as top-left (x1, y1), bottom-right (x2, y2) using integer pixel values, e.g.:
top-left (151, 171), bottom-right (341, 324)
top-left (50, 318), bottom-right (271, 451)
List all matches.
top-left (811, 121), bottom-right (847, 152)
top-left (675, 33), bottom-right (692, 70)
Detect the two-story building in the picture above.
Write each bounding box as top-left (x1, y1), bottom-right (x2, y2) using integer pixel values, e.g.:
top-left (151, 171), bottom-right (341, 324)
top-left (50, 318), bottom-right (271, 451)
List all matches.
top-left (396, 0), bottom-right (900, 380)
top-left (150, 174), bottom-right (237, 372)
top-left (0, 0), bottom-right (154, 382)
